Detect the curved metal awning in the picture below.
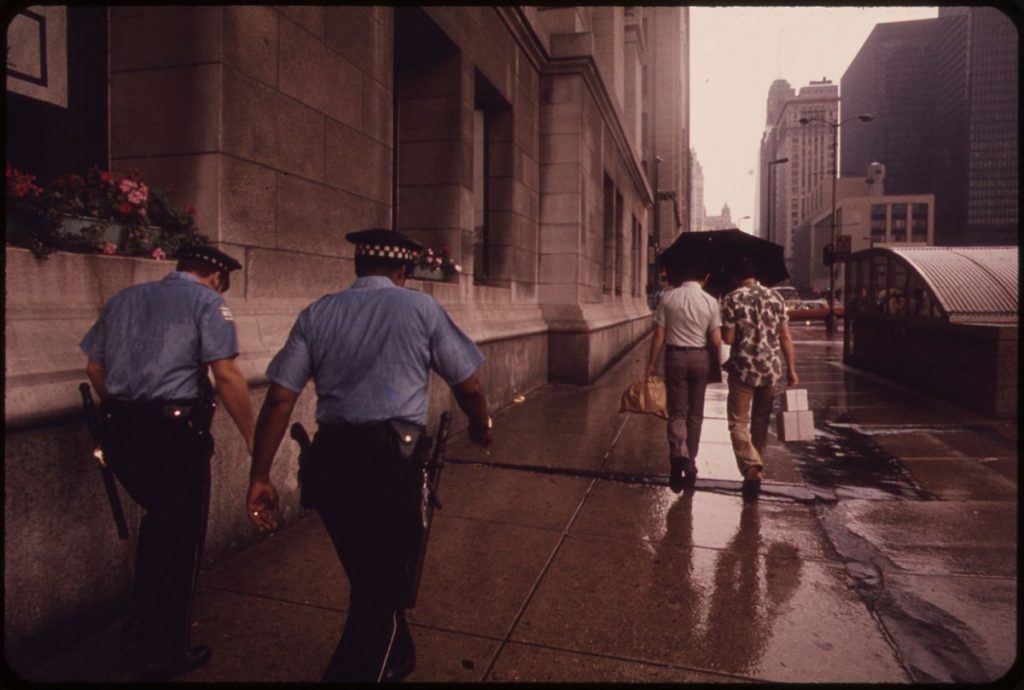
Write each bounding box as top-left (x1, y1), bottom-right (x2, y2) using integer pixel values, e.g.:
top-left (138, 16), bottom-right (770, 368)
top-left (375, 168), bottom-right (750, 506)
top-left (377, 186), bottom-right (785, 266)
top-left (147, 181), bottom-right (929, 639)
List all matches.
top-left (848, 246), bottom-right (1018, 324)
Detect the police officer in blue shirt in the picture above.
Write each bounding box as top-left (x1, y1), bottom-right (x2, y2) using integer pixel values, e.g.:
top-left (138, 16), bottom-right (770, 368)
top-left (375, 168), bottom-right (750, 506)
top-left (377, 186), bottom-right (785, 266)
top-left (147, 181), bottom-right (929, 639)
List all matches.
top-left (246, 228), bottom-right (492, 683)
top-left (81, 245), bottom-right (255, 679)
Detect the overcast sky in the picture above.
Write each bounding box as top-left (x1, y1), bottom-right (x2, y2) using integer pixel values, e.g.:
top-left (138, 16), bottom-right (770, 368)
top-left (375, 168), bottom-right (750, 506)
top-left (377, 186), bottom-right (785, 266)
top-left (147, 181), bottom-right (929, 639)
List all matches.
top-left (690, 5), bottom-right (939, 234)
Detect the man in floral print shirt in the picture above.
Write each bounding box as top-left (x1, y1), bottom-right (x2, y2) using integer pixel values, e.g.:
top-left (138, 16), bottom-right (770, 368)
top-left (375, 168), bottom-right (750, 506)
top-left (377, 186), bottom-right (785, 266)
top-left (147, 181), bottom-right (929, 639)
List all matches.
top-left (721, 257), bottom-right (798, 485)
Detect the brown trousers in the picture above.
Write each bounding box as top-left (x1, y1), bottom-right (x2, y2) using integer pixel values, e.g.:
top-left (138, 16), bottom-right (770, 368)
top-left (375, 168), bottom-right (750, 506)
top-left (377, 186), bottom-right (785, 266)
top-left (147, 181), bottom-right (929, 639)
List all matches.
top-left (664, 347), bottom-right (711, 461)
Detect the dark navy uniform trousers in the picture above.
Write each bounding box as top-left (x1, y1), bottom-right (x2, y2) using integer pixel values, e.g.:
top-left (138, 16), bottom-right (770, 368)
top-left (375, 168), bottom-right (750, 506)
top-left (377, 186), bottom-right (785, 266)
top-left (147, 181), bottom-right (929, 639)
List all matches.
top-left (101, 399), bottom-right (213, 660)
top-left (308, 422), bottom-right (424, 683)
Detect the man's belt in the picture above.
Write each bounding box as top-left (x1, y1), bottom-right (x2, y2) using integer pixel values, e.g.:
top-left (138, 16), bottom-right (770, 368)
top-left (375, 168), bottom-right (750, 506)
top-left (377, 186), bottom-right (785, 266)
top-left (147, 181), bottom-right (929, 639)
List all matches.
top-left (102, 398), bottom-right (202, 419)
top-left (666, 344), bottom-right (706, 351)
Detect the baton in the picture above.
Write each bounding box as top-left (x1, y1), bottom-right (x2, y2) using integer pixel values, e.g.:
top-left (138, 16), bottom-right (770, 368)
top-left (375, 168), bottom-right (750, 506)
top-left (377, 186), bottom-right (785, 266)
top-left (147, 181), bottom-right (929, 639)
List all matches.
top-left (408, 411), bottom-right (451, 608)
top-left (78, 383), bottom-right (130, 540)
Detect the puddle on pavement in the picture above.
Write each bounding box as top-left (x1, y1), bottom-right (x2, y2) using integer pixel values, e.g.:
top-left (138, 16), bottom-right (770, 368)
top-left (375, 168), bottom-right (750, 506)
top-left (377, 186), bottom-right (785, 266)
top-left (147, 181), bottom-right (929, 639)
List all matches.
top-left (788, 415), bottom-right (934, 500)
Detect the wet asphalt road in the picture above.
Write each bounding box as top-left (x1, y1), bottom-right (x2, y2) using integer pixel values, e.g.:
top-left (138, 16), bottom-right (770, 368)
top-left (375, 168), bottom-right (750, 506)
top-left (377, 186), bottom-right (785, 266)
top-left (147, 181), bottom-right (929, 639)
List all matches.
top-left (17, 324), bottom-right (1019, 684)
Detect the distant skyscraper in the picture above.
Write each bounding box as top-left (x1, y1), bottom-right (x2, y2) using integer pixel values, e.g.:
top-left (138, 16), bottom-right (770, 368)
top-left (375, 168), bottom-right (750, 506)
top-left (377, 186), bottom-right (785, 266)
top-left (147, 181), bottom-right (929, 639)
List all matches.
top-left (842, 7), bottom-right (1018, 246)
top-left (758, 79), bottom-right (838, 274)
top-left (758, 79), bottom-right (796, 240)
top-left (704, 202), bottom-right (733, 230)
top-left (690, 147), bottom-right (705, 232)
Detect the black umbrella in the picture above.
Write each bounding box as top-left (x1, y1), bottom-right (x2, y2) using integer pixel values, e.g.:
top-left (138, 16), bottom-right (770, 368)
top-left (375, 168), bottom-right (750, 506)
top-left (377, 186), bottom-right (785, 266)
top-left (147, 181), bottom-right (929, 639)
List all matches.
top-left (658, 228), bottom-right (789, 297)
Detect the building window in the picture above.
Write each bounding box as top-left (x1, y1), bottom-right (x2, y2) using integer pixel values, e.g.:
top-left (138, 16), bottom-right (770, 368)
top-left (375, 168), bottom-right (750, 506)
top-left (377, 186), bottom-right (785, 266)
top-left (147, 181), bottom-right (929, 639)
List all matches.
top-left (870, 204), bottom-right (886, 243)
top-left (602, 175), bottom-right (615, 294)
top-left (471, 69), bottom-right (512, 285)
top-left (6, 7), bottom-right (109, 182)
top-left (891, 204), bottom-right (907, 242)
top-left (472, 108), bottom-right (489, 280)
top-left (632, 215), bottom-right (643, 297)
top-left (911, 203), bottom-right (928, 242)
top-left (614, 190), bottom-right (624, 295)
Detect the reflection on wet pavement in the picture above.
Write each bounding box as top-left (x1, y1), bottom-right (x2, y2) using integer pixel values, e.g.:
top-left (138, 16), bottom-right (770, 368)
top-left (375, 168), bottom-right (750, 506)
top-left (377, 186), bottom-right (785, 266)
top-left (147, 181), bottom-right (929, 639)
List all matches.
top-left (787, 420), bottom-right (934, 501)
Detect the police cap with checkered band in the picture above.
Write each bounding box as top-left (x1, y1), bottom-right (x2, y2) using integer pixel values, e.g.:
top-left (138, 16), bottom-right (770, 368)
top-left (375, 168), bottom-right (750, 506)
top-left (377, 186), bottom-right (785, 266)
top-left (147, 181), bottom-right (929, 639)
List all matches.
top-left (345, 228), bottom-right (423, 265)
top-left (177, 244), bottom-right (243, 273)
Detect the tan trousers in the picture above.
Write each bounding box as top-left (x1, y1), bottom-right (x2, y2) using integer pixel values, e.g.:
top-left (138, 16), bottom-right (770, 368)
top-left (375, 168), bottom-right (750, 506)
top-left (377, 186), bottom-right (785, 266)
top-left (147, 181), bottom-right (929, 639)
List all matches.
top-left (726, 374), bottom-right (776, 477)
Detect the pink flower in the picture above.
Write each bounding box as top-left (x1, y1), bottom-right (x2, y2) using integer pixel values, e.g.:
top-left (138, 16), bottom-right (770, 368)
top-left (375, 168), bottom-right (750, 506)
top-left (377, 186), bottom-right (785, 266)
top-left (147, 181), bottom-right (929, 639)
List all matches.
top-left (119, 179), bottom-right (137, 194)
top-left (101, 242), bottom-right (117, 255)
top-left (100, 171), bottom-right (116, 183)
top-left (151, 247), bottom-right (166, 261)
top-left (117, 202), bottom-right (133, 214)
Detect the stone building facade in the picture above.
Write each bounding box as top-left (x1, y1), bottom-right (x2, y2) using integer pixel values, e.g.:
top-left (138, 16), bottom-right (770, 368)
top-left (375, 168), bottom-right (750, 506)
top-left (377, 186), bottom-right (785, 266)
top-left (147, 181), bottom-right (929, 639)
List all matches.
top-left (4, 6), bottom-right (688, 663)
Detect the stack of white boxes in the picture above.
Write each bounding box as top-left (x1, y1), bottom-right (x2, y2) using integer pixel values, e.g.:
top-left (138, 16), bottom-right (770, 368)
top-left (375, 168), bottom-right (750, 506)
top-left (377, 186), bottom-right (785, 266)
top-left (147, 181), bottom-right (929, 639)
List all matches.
top-left (778, 389), bottom-right (814, 442)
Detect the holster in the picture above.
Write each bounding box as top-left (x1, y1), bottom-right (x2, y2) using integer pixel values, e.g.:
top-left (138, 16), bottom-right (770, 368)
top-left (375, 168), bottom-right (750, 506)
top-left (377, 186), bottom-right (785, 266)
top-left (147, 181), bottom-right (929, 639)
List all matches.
top-left (301, 419), bottom-right (427, 510)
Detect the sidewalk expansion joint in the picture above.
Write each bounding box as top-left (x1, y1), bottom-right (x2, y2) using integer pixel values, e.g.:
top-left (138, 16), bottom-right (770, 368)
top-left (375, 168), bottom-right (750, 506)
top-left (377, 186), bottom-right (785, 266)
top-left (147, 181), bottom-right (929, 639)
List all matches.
top-left (444, 457), bottom-right (820, 503)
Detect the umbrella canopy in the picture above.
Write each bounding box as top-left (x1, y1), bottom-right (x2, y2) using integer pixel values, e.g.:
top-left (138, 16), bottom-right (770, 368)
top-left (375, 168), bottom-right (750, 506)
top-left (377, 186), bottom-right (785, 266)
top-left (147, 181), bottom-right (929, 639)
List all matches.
top-left (658, 228), bottom-right (790, 297)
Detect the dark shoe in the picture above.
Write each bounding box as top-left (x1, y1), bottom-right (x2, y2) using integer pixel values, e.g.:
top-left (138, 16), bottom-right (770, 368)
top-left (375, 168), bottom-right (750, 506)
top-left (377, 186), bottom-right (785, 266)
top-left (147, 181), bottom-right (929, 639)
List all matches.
top-left (668, 456), bottom-right (686, 493)
top-left (669, 456), bottom-right (685, 479)
top-left (683, 458), bottom-right (698, 484)
top-left (741, 480), bottom-right (761, 503)
top-left (136, 645), bottom-right (212, 680)
top-left (381, 654), bottom-right (415, 683)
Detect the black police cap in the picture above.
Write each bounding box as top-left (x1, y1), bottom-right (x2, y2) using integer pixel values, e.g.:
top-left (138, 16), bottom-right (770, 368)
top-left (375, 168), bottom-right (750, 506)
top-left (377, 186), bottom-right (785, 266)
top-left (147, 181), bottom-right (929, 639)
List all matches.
top-left (177, 245), bottom-right (243, 272)
top-left (345, 228), bottom-right (423, 263)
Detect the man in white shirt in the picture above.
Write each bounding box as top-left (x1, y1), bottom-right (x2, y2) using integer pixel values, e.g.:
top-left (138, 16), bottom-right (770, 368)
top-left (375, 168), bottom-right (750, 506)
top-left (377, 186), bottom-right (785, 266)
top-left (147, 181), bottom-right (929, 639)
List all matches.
top-left (646, 262), bottom-right (723, 491)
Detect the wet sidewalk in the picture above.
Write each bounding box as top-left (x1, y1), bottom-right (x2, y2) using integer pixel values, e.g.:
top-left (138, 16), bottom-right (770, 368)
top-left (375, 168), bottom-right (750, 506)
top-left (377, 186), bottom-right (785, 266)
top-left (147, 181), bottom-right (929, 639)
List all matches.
top-left (18, 326), bottom-right (1019, 684)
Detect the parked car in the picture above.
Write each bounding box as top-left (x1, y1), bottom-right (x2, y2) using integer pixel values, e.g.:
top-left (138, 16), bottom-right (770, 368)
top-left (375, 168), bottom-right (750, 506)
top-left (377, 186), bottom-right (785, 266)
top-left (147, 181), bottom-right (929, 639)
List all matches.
top-left (787, 299), bottom-right (844, 322)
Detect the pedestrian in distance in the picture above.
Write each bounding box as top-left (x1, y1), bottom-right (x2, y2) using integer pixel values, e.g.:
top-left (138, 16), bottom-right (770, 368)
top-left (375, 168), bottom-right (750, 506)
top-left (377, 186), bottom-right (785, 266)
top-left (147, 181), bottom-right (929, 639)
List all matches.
top-left (80, 245), bottom-right (255, 680)
top-left (245, 228), bottom-right (493, 683)
top-left (720, 256), bottom-right (798, 488)
top-left (646, 260), bottom-right (723, 492)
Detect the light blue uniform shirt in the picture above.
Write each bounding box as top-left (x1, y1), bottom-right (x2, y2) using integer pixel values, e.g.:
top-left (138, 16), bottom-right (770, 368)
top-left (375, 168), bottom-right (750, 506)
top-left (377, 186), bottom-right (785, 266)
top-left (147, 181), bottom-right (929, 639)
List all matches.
top-left (80, 271), bottom-right (239, 400)
top-left (267, 276), bottom-right (484, 426)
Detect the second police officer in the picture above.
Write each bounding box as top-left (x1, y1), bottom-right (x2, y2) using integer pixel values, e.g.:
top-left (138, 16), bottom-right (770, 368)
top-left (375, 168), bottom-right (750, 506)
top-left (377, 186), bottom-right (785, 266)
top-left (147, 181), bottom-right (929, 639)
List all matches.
top-left (245, 228), bottom-right (493, 682)
top-left (80, 245), bottom-right (255, 680)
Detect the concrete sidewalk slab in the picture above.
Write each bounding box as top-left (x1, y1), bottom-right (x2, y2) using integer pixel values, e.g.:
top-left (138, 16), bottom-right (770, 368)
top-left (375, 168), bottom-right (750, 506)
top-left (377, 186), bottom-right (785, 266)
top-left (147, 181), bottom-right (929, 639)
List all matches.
top-left (435, 462), bottom-right (593, 529)
top-left (511, 530), bottom-right (908, 682)
top-left (828, 500), bottom-right (1017, 577)
top-left (488, 641), bottom-right (736, 683)
top-left (407, 516), bottom-right (562, 639)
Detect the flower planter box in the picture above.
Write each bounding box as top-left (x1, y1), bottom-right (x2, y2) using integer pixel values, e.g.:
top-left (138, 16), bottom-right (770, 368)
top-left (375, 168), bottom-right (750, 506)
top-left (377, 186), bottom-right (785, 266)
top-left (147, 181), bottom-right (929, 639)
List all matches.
top-left (412, 266), bottom-right (449, 281)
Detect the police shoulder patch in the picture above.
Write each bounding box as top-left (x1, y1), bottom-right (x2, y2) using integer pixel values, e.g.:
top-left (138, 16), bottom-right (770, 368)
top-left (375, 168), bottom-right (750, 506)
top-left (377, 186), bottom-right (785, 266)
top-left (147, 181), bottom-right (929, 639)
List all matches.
top-left (219, 305), bottom-right (234, 322)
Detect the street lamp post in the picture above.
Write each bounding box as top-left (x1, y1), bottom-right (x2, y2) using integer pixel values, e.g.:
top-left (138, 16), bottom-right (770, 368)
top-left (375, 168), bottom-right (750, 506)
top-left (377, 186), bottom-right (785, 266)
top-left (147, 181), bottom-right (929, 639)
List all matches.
top-left (766, 157), bottom-right (788, 244)
top-left (798, 113), bottom-right (873, 336)
top-left (735, 215), bottom-right (750, 231)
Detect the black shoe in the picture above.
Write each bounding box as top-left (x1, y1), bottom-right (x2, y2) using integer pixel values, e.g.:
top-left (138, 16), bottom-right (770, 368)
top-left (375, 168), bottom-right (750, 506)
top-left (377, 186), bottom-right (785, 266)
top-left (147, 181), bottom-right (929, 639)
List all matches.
top-left (136, 645), bottom-right (212, 680)
top-left (381, 655), bottom-right (415, 683)
top-left (684, 458), bottom-right (698, 483)
top-left (668, 457), bottom-right (686, 493)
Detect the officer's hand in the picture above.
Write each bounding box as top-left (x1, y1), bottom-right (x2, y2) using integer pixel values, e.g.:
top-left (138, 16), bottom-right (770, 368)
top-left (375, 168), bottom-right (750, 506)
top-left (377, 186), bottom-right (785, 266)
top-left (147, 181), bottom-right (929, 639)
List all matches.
top-left (247, 479), bottom-right (279, 531)
top-left (787, 370), bottom-right (799, 387)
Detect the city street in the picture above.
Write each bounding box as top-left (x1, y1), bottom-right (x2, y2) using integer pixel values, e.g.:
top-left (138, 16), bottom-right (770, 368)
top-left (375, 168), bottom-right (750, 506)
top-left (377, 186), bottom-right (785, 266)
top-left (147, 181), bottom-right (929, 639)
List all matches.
top-left (18, 325), bottom-right (1018, 684)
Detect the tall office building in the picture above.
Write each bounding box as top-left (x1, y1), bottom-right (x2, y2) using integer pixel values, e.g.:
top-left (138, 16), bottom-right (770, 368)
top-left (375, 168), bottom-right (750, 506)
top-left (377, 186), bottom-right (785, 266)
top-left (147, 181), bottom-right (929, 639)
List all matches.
top-left (757, 79), bottom-right (838, 274)
top-left (690, 147), bottom-right (705, 232)
top-left (934, 6), bottom-right (1018, 245)
top-left (839, 19), bottom-right (938, 193)
top-left (842, 7), bottom-right (1018, 246)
